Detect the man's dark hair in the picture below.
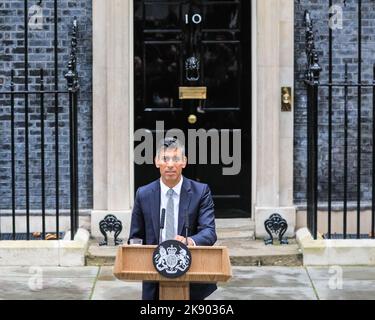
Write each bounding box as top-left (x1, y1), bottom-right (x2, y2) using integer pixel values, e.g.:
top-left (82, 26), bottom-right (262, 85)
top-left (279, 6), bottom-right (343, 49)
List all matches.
top-left (156, 137), bottom-right (185, 158)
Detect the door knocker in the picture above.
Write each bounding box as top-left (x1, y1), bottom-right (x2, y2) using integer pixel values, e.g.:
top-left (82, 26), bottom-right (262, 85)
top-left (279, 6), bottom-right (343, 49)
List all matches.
top-left (185, 56), bottom-right (200, 82)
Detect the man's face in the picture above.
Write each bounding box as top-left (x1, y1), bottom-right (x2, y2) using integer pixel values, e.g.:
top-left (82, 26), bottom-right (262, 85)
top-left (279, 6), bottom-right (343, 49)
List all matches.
top-left (155, 148), bottom-right (187, 185)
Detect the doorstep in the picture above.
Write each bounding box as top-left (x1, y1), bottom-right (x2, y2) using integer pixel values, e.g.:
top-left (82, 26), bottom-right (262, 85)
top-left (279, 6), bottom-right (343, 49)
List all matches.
top-left (86, 219), bottom-right (302, 267)
top-left (86, 239), bottom-right (302, 267)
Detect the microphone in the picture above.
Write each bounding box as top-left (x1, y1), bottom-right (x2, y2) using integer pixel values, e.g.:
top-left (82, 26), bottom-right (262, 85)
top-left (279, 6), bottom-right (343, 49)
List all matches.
top-left (185, 209), bottom-right (189, 246)
top-left (159, 208), bottom-right (166, 244)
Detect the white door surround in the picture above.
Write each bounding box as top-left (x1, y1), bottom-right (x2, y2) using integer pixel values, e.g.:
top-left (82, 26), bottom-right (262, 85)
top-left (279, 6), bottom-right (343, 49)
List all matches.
top-left (91, 0), bottom-right (296, 239)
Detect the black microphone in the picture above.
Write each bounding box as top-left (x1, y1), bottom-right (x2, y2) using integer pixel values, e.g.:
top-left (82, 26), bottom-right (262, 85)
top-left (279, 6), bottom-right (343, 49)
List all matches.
top-left (185, 209), bottom-right (189, 246)
top-left (159, 208), bottom-right (166, 244)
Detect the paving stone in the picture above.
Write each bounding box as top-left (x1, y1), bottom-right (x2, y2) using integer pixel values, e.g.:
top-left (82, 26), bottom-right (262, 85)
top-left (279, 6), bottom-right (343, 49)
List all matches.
top-left (208, 287), bottom-right (317, 300)
top-left (311, 280), bottom-right (375, 300)
top-left (307, 267), bottom-right (375, 281)
top-left (0, 276), bottom-right (95, 300)
top-left (0, 266), bottom-right (99, 278)
top-left (221, 267), bottom-right (313, 288)
top-left (307, 267), bottom-right (375, 300)
top-left (208, 267), bottom-right (317, 300)
top-left (91, 266), bottom-right (142, 300)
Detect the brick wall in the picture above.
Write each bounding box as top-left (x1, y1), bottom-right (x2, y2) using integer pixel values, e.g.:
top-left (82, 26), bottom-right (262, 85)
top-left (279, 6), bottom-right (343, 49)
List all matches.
top-left (295, 0), bottom-right (375, 207)
top-left (4, 1), bottom-right (373, 211)
top-left (0, 0), bottom-right (92, 210)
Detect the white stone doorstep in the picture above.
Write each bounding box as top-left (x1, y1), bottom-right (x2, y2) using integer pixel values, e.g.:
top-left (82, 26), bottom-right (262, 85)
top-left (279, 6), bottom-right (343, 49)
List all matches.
top-left (0, 229), bottom-right (90, 267)
top-left (296, 228), bottom-right (375, 266)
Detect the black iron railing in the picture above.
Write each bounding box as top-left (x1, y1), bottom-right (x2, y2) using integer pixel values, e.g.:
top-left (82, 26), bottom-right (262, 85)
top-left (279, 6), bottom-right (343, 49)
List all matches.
top-left (304, 2), bottom-right (375, 240)
top-left (0, 1), bottom-right (79, 240)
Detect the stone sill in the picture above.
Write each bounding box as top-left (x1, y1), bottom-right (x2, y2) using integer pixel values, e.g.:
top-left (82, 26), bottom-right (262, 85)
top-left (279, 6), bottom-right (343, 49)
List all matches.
top-left (296, 228), bottom-right (375, 266)
top-left (295, 202), bottom-right (373, 212)
top-left (0, 229), bottom-right (90, 267)
top-left (0, 209), bottom-right (92, 216)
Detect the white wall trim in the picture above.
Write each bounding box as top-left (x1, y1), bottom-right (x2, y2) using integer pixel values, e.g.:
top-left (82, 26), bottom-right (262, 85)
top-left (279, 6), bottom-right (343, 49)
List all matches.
top-left (251, 0), bottom-right (258, 219)
top-left (129, 0), bottom-right (135, 208)
top-left (92, 0), bottom-right (284, 219)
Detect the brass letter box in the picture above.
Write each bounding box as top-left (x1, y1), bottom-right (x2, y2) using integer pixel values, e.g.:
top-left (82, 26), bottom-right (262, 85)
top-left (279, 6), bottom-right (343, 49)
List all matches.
top-left (179, 87), bottom-right (207, 100)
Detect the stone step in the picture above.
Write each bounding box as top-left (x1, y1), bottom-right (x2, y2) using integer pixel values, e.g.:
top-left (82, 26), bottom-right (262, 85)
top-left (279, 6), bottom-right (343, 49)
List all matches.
top-left (86, 218), bottom-right (302, 267)
top-left (86, 238), bottom-right (302, 267)
top-left (216, 218), bottom-right (255, 240)
top-left (216, 238), bottom-right (302, 267)
top-left (86, 243), bottom-right (118, 266)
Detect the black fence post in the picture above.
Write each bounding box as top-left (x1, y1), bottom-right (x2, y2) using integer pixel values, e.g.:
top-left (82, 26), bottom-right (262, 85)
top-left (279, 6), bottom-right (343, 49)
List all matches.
top-left (54, 0), bottom-right (60, 239)
top-left (344, 63), bottom-right (349, 239)
top-left (372, 63), bottom-right (375, 239)
top-left (304, 11), bottom-right (321, 240)
top-left (311, 71), bottom-right (319, 240)
top-left (40, 69), bottom-right (46, 240)
top-left (65, 18), bottom-right (80, 240)
top-left (306, 81), bottom-right (320, 240)
top-left (24, 0), bottom-right (30, 240)
top-left (10, 70), bottom-right (16, 240)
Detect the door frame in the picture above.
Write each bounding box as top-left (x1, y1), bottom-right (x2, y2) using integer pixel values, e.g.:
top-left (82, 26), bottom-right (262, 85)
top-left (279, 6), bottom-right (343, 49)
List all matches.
top-left (129, 0), bottom-right (258, 217)
top-left (92, 0), bottom-right (296, 238)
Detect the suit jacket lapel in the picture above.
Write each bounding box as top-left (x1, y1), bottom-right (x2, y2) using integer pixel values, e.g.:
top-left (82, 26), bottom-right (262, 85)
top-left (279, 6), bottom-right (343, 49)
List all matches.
top-left (178, 178), bottom-right (192, 236)
top-left (150, 181), bottom-right (161, 241)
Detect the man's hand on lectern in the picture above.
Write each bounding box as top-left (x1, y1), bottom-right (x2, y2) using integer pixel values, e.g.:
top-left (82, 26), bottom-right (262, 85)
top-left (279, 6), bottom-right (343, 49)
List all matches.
top-left (175, 235), bottom-right (195, 246)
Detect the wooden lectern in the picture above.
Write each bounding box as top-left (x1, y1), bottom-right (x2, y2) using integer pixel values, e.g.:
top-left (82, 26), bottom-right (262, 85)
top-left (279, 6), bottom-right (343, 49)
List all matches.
top-left (113, 245), bottom-right (232, 300)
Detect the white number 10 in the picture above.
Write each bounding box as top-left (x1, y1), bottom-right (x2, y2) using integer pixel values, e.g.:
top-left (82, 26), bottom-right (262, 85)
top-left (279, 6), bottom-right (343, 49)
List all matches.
top-left (185, 14), bottom-right (202, 25)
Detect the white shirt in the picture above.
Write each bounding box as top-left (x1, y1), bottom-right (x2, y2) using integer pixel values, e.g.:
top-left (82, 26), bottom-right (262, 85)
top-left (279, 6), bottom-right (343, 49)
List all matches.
top-left (159, 176), bottom-right (183, 243)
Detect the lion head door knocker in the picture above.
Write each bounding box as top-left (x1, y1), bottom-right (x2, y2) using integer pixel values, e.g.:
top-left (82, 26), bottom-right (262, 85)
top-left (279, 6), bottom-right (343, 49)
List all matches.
top-left (185, 56), bottom-right (200, 82)
top-left (99, 214), bottom-right (123, 246)
top-left (264, 213), bottom-right (289, 245)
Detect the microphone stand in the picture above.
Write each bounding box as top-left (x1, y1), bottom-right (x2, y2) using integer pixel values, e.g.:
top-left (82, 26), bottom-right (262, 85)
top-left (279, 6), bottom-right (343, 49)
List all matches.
top-left (185, 210), bottom-right (189, 246)
top-left (159, 208), bottom-right (166, 245)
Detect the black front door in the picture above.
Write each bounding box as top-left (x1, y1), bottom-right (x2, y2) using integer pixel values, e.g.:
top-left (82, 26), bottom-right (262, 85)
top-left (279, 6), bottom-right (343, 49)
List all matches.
top-left (134, 0), bottom-right (252, 218)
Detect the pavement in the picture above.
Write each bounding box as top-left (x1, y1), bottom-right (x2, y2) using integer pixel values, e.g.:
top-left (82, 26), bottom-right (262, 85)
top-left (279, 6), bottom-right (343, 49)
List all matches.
top-left (1, 266), bottom-right (375, 300)
top-left (2, 219), bottom-right (373, 300)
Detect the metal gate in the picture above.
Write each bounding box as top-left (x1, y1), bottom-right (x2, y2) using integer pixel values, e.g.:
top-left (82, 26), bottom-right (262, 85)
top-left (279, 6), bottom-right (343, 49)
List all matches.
top-left (304, 0), bottom-right (375, 239)
top-left (0, 1), bottom-right (79, 240)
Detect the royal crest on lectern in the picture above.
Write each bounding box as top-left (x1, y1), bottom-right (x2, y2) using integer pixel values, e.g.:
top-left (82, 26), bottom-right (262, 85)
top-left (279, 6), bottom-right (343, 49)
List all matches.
top-left (152, 240), bottom-right (192, 278)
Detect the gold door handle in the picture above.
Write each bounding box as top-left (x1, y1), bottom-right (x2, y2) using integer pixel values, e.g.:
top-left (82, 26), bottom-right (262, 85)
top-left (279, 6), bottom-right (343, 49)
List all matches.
top-left (188, 114), bottom-right (197, 124)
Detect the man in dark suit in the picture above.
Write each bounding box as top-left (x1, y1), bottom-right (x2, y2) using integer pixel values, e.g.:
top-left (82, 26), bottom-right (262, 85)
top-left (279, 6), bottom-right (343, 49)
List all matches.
top-left (129, 137), bottom-right (217, 300)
